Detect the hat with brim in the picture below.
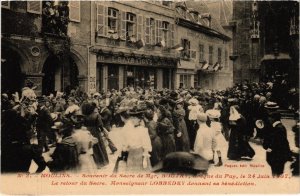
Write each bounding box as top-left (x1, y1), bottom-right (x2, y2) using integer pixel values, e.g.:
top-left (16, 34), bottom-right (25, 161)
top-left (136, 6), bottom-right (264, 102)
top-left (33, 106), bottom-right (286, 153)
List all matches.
top-left (152, 152), bottom-right (209, 173)
top-left (206, 109), bottom-right (221, 119)
top-left (50, 113), bottom-right (58, 121)
top-left (175, 98), bottom-right (184, 105)
top-left (197, 113), bottom-right (207, 122)
top-left (264, 101), bottom-right (279, 110)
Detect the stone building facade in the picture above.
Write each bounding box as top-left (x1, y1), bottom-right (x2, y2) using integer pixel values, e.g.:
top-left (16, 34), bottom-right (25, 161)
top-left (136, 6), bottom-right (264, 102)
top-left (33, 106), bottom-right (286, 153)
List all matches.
top-left (174, 1), bottom-right (233, 90)
top-left (89, 1), bottom-right (178, 92)
top-left (231, 1), bottom-right (299, 85)
top-left (1, 1), bottom-right (91, 95)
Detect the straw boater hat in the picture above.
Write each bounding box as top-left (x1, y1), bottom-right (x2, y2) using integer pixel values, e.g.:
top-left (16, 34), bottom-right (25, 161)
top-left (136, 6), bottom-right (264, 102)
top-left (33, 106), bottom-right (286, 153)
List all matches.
top-left (264, 102), bottom-right (279, 110)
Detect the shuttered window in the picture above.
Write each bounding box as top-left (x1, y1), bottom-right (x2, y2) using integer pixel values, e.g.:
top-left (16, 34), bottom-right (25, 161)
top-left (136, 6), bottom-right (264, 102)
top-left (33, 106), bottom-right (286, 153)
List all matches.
top-left (218, 48), bottom-right (222, 63)
top-left (69, 1), bottom-right (80, 22)
top-left (137, 15), bottom-right (143, 40)
top-left (199, 44), bottom-right (204, 62)
top-left (120, 11), bottom-right (126, 39)
top-left (170, 23), bottom-right (175, 47)
top-left (209, 46), bottom-right (213, 65)
top-left (27, 1), bottom-right (42, 14)
top-left (145, 17), bottom-right (151, 44)
top-left (97, 4), bottom-right (107, 36)
top-left (156, 20), bottom-right (162, 43)
top-left (1, 1), bottom-right (10, 9)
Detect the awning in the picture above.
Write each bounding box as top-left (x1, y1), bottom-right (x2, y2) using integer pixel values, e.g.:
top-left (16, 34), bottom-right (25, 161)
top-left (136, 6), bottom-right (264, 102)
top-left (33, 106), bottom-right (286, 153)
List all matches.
top-left (261, 53), bottom-right (292, 62)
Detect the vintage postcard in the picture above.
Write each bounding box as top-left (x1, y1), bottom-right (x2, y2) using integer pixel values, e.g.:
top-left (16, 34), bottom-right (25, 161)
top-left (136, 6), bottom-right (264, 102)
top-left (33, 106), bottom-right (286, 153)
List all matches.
top-left (1, 0), bottom-right (299, 194)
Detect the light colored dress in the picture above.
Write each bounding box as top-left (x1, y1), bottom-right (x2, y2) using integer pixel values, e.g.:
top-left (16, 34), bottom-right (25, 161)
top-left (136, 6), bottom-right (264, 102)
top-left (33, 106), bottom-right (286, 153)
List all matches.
top-left (210, 121), bottom-right (226, 151)
top-left (72, 127), bottom-right (98, 173)
top-left (120, 120), bottom-right (152, 172)
top-left (194, 124), bottom-right (216, 161)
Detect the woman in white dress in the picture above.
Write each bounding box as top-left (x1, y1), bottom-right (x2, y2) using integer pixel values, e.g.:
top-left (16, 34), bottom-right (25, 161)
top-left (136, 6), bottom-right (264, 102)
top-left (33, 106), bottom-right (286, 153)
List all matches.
top-left (70, 112), bottom-right (98, 173)
top-left (116, 106), bottom-right (152, 173)
top-left (194, 113), bottom-right (216, 163)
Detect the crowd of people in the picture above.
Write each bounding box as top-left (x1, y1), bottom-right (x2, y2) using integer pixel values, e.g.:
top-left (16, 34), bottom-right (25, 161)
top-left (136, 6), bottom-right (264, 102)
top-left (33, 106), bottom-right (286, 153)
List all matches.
top-left (1, 78), bottom-right (299, 176)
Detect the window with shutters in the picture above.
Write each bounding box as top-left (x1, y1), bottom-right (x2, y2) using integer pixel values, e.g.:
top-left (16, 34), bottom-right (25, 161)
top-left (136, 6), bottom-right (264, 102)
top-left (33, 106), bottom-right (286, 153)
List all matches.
top-left (69, 1), bottom-right (80, 22)
top-left (97, 4), bottom-right (107, 37)
top-left (162, 21), bottom-right (169, 47)
top-left (225, 49), bottom-right (228, 69)
top-left (1, 1), bottom-right (10, 9)
top-left (199, 44), bottom-right (204, 62)
top-left (126, 13), bottom-right (136, 38)
top-left (27, 1), bottom-right (42, 14)
top-left (190, 50), bottom-right (197, 60)
top-left (156, 20), bottom-right (162, 44)
top-left (181, 39), bottom-right (190, 59)
top-left (209, 46), bottom-right (213, 65)
top-left (108, 8), bottom-right (118, 32)
top-left (150, 18), bottom-right (156, 45)
top-left (218, 48), bottom-right (222, 63)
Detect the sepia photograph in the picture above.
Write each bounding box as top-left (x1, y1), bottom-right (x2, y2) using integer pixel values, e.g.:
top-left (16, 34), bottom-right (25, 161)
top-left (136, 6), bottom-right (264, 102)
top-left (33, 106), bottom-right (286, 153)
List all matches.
top-left (0, 0), bottom-right (299, 194)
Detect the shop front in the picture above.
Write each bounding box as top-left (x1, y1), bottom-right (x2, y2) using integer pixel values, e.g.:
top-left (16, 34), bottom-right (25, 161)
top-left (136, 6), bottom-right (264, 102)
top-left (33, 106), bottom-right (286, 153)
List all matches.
top-left (95, 51), bottom-right (177, 91)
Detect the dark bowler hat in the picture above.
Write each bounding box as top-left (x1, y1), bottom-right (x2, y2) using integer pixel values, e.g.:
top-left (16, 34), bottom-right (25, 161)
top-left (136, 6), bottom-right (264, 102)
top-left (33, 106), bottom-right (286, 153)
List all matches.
top-left (152, 152), bottom-right (209, 174)
top-left (37, 96), bottom-right (48, 104)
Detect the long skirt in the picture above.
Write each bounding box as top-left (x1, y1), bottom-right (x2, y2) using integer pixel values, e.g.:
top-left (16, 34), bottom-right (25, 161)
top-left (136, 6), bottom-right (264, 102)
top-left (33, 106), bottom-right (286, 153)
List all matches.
top-left (160, 134), bottom-right (176, 158)
top-left (116, 148), bottom-right (151, 173)
top-left (150, 136), bottom-right (163, 167)
top-left (86, 127), bottom-right (109, 168)
top-left (227, 128), bottom-right (255, 160)
top-left (78, 153), bottom-right (98, 173)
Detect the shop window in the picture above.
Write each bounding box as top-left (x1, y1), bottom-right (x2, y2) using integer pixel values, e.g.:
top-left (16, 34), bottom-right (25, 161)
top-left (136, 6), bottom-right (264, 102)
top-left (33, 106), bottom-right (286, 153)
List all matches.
top-left (180, 74), bottom-right (191, 88)
top-left (108, 66), bottom-right (119, 90)
top-left (209, 45), bottom-right (213, 65)
top-left (108, 8), bottom-right (118, 32)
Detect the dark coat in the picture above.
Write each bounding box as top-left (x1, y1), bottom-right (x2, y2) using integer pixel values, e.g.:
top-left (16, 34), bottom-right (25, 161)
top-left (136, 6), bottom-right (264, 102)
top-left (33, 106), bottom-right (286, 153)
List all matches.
top-left (47, 136), bottom-right (79, 172)
top-left (157, 117), bottom-right (176, 158)
top-left (36, 106), bottom-right (53, 133)
top-left (84, 112), bottom-right (109, 168)
top-left (263, 123), bottom-right (292, 164)
top-left (173, 109), bottom-right (190, 152)
top-left (100, 107), bottom-right (112, 132)
top-left (145, 120), bottom-right (163, 166)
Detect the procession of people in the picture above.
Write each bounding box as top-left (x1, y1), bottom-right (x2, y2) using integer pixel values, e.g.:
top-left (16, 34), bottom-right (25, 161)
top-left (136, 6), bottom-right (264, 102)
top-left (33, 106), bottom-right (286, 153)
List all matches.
top-left (1, 77), bottom-right (299, 176)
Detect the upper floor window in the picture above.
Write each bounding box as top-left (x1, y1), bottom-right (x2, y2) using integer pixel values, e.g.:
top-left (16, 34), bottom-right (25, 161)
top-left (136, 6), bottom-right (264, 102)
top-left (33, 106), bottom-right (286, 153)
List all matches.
top-left (181, 39), bottom-right (190, 59)
top-left (108, 8), bottom-right (118, 32)
top-left (225, 49), bottom-right (228, 69)
top-left (69, 1), bottom-right (80, 22)
top-left (1, 1), bottom-right (10, 9)
top-left (162, 21), bottom-right (169, 46)
top-left (209, 46), bottom-right (213, 64)
top-left (150, 18), bottom-right (156, 45)
top-left (162, 1), bottom-right (172, 7)
top-left (199, 44), bottom-right (204, 62)
top-left (126, 13), bottom-right (136, 38)
top-left (218, 48), bottom-right (222, 63)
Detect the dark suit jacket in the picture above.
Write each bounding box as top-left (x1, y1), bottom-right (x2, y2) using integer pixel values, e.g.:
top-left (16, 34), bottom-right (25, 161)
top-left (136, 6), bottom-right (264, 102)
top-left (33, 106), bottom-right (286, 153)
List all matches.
top-left (100, 107), bottom-right (112, 132)
top-left (36, 106), bottom-right (53, 133)
top-left (263, 123), bottom-right (291, 163)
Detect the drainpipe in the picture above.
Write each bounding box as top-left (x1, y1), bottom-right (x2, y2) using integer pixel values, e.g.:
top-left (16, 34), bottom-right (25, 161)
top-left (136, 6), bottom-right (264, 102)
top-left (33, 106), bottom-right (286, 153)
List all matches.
top-left (87, 1), bottom-right (95, 94)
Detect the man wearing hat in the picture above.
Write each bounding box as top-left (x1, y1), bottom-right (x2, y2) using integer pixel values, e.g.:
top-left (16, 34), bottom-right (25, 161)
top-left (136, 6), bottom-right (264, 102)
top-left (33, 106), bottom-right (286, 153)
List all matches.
top-left (263, 112), bottom-right (292, 176)
top-left (36, 96), bottom-right (54, 152)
